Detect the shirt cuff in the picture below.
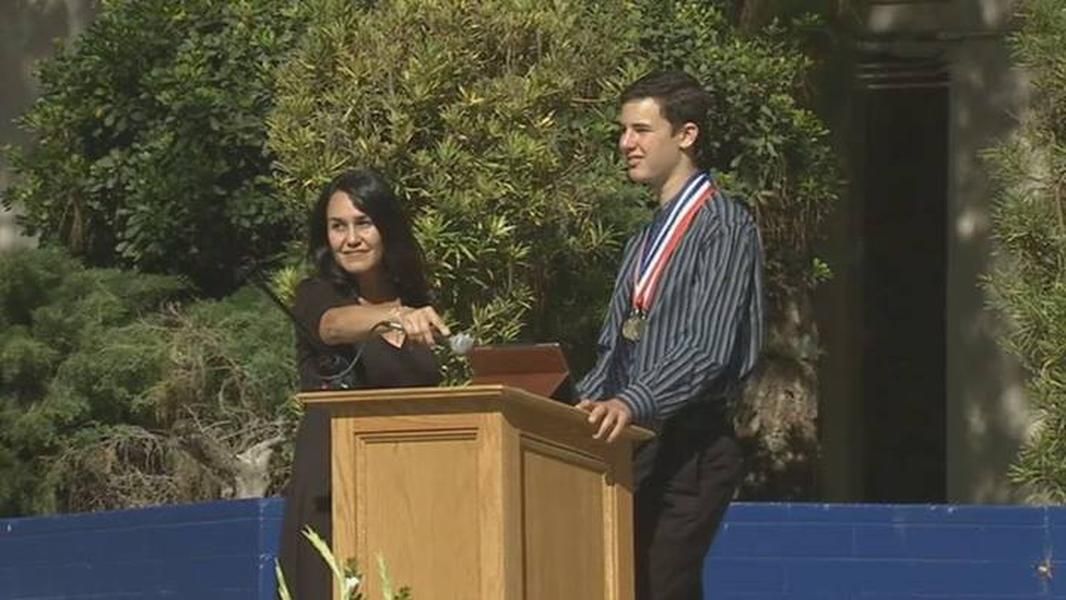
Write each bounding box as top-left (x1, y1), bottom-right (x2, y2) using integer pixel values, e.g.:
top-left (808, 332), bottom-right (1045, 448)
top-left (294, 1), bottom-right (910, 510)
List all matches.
top-left (616, 382), bottom-right (657, 425)
top-left (575, 377), bottom-right (596, 400)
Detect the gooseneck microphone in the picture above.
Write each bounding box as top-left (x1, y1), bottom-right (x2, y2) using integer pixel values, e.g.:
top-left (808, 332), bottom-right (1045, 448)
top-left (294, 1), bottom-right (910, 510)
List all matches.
top-left (379, 321), bottom-right (475, 356)
top-left (447, 332), bottom-right (476, 355)
top-left (241, 266), bottom-right (361, 388)
top-left (240, 262), bottom-right (474, 390)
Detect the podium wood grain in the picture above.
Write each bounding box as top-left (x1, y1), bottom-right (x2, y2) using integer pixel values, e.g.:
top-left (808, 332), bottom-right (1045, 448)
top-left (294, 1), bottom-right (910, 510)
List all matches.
top-left (301, 385), bottom-right (652, 600)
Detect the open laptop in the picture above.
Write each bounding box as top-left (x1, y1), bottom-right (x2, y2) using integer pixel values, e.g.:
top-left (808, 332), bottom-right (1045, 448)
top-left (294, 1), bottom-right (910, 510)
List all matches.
top-left (466, 342), bottom-right (576, 404)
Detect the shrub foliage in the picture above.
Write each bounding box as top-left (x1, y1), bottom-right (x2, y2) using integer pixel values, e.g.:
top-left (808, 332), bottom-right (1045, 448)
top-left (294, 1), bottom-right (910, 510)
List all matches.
top-left (984, 0), bottom-right (1066, 502)
top-left (269, 0), bottom-right (837, 496)
top-left (2, 0), bottom-right (307, 295)
top-left (0, 249), bottom-right (296, 515)
top-left (2, 0), bottom-right (838, 510)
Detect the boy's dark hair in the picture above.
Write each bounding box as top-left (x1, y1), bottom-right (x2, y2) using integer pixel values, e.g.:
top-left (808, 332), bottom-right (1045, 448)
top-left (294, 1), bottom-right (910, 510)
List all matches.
top-left (620, 70), bottom-right (712, 168)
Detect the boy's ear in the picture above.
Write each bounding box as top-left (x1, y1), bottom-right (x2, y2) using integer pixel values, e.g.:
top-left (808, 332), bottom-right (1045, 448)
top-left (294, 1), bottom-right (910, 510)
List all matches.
top-left (677, 122), bottom-right (699, 150)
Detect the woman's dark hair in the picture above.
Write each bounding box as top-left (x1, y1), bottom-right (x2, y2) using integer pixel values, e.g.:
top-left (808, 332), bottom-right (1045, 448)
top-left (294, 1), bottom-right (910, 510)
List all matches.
top-left (308, 168), bottom-right (432, 307)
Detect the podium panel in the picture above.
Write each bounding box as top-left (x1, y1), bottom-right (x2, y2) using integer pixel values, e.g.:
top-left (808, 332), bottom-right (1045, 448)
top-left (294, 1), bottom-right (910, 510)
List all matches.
top-left (521, 438), bottom-right (607, 599)
top-left (360, 428), bottom-right (481, 598)
top-left (300, 385), bottom-right (652, 600)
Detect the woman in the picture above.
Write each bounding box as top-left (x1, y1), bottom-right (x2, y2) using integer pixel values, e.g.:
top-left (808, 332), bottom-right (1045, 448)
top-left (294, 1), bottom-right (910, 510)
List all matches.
top-left (278, 168), bottom-right (448, 597)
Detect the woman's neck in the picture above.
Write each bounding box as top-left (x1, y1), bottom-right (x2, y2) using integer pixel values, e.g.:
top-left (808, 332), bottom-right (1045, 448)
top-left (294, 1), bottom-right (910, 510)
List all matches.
top-left (356, 269), bottom-right (397, 304)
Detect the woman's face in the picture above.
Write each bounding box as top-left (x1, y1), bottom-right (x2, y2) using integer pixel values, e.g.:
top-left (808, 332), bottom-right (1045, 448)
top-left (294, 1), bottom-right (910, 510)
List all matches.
top-left (326, 191), bottom-right (385, 278)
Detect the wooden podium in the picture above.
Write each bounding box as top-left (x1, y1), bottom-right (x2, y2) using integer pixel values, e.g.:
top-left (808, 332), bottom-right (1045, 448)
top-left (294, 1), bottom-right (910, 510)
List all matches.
top-left (300, 384), bottom-right (653, 600)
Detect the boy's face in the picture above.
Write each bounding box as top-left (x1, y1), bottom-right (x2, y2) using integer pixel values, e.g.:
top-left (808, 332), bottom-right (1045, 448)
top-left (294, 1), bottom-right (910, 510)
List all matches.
top-left (617, 97), bottom-right (695, 187)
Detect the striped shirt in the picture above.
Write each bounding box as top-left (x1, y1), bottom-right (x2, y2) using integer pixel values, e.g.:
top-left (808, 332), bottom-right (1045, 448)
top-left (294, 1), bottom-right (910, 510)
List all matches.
top-left (577, 173), bottom-right (765, 427)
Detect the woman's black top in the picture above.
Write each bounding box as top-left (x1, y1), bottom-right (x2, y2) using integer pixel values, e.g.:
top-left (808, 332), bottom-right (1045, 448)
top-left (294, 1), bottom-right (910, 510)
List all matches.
top-left (292, 276), bottom-right (439, 391)
top-left (278, 276), bottom-right (441, 598)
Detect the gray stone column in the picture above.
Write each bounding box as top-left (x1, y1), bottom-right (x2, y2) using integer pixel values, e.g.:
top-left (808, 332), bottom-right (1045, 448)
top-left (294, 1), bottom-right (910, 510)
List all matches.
top-left (0, 0), bottom-right (99, 251)
top-left (817, 0), bottom-right (1030, 503)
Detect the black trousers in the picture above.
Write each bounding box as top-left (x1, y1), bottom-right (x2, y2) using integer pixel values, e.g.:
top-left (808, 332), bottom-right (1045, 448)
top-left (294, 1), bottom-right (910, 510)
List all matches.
top-left (277, 408), bottom-right (333, 599)
top-left (633, 419), bottom-right (743, 600)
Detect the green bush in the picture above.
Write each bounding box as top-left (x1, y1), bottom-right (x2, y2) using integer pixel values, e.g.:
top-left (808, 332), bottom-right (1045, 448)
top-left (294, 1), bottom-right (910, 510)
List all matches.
top-left (269, 0), bottom-right (645, 375)
top-left (2, 0), bottom-right (308, 295)
top-left (269, 0), bottom-right (835, 364)
top-left (0, 248), bottom-right (187, 514)
top-left (4, 0), bottom-right (838, 504)
top-left (631, 0), bottom-right (837, 498)
top-left (0, 249), bottom-right (297, 516)
top-left (984, 0), bottom-right (1066, 502)
top-left (269, 0), bottom-right (837, 496)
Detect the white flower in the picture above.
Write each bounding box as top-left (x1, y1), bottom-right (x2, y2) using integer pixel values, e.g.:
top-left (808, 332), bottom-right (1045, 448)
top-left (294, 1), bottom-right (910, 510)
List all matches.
top-left (343, 573), bottom-right (361, 598)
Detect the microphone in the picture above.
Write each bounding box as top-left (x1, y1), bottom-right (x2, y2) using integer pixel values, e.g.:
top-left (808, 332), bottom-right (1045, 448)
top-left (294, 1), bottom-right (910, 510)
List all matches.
top-left (379, 321), bottom-right (476, 355)
top-left (237, 260), bottom-right (472, 388)
top-left (447, 332), bottom-right (476, 355)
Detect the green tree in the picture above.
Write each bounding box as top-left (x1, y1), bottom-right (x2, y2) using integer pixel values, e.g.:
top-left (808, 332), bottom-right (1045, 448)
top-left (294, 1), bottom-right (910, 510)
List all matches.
top-left (984, 0), bottom-right (1066, 502)
top-left (0, 248), bottom-right (186, 514)
top-left (270, 0), bottom-right (837, 497)
top-left (632, 0), bottom-right (837, 497)
top-left (2, 0), bottom-right (307, 295)
top-left (4, 0), bottom-right (838, 505)
top-left (268, 0), bottom-right (644, 379)
top-left (0, 248), bottom-right (297, 516)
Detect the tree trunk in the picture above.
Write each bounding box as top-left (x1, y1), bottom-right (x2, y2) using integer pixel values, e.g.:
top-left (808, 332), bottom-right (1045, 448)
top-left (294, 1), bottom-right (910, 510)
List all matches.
top-left (735, 290), bottom-right (819, 499)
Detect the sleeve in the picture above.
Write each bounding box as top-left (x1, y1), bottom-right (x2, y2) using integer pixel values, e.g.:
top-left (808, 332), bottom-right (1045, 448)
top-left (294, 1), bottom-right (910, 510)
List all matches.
top-left (616, 218), bottom-right (764, 424)
top-left (292, 277), bottom-right (351, 349)
top-left (576, 235), bottom-right (641, 400)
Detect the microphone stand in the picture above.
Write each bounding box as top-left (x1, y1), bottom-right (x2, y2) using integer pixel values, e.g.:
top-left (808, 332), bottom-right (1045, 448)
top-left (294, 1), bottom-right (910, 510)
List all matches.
top-left (241, 262), bottom-right (474, 388)
top-left (242, 265), bottom-right (363, 389)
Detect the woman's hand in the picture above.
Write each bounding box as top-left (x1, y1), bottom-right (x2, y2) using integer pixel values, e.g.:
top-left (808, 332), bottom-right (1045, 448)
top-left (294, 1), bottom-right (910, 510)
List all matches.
top-left (391, 306), bottom-right (451, 347)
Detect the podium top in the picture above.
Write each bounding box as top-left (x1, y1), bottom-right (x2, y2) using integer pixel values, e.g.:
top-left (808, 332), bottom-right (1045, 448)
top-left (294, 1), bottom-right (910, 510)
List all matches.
top-left (299, 384), bottom-right (654, 442)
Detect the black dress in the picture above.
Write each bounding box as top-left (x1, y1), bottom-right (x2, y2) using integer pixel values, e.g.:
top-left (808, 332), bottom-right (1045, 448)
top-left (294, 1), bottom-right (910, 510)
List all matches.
top-left (278, 277), bottom-right (441, 598)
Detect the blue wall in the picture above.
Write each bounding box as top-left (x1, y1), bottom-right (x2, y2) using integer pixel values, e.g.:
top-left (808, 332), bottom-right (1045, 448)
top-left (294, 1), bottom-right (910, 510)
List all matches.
top-left (706, 503), bottom-right (1060, 599)
top-left (0, 499), bottom-right (282, 599)
top-left (1, 499), bottom-right (1062, 599)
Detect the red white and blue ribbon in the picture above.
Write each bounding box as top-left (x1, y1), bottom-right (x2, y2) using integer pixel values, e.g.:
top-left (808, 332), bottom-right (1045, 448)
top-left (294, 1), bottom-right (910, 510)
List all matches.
top-left (632, 172), bottom-right (716, 315)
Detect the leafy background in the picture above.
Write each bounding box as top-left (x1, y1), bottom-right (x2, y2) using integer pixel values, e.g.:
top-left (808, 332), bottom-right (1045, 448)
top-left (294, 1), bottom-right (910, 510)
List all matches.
top-left (1, 0), bottom-right (838, 515)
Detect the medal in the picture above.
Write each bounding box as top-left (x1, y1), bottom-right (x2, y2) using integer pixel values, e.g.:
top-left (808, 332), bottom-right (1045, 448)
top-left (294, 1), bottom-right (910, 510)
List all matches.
top-left (626, 172), bottom-right (716, 343)
top-left (622, 312), bottom-right (646, 341)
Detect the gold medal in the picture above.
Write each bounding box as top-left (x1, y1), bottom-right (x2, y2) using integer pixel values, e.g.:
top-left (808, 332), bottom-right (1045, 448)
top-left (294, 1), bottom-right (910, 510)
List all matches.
top-left (626, 174), bottom-right (714, 345)
top-left (622, 313), bottom-right (646, 341)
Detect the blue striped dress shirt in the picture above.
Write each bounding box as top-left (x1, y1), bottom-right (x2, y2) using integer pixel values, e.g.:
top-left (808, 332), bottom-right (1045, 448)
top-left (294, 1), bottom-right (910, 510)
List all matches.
top-left (577, 174), bottom-right (765, 427)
